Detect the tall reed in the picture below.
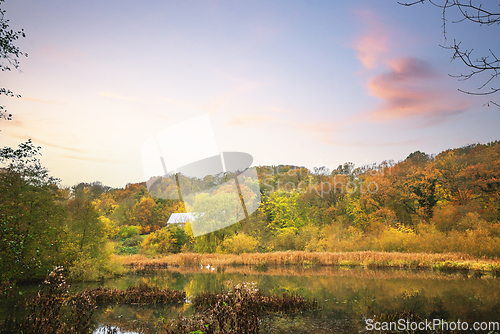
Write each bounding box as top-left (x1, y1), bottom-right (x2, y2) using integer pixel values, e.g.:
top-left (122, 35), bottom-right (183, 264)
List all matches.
top-left (120, 251), bottom-right (500, 274)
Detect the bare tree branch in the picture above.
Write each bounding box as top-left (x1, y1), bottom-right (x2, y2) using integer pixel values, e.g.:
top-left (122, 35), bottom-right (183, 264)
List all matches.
top-left (399, 0), bottom-right (499, 103)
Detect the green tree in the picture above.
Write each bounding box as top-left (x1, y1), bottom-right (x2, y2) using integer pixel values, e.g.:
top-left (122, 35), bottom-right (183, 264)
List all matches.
top-left (261, 191), bottom-right (302, 232)
top-left (65, 198), bottom-right (108, 259)
top-left (116, 225), bottom-right (141, 240)
top-left (64, 197), bottom-right (119, 280)
top-left (166, 224), bottom-right (188, 253)
top-left (72, 181), bottom-right (112, 201)
top-left (0, 140), bottom-right (65, 282)
top-left (0, 0), bottom-right (28, 122)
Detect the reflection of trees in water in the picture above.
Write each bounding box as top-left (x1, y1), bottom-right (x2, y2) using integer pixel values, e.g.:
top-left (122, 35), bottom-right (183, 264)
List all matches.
top-left (167, 268), bottom-right (500, 326)
top-left (109, 268), bottom-right (500, 329)
top-left (93, 304), bottom-right (189, 334)
top-left (3, 267), bottom-right (500, 333)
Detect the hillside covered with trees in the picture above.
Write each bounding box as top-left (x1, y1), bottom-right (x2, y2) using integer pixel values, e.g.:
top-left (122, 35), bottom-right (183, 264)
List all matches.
top-left (1, 140), bottom-right (499, 285)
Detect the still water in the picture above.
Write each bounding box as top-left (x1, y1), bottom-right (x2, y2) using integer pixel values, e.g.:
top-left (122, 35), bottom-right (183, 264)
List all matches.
top-left (3, 266), bottom-right (500, 333)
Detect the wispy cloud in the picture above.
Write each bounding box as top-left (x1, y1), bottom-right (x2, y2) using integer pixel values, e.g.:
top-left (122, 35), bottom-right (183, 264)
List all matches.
top-left (334, 138), bottom-right (427, 148)
top-left (227, 115), bottom-right (274, 127)
top-left (226, 113), bottom-right (339, 145)
top-left (366, 57), bottom-right (470, 122)
top-left (214, 69), bottom-right (267, 91)
top-left (9, 135), bottom-right (85, 153)
top-left (3, 119), bottom-right (25, 129)
top-left (61, 154), bottom-right (123, 164)
top-left (351, 10), bottom-right (470, 125)
top-left (199, 99), bottom-right (228, 114)
top-left (21, 97), bottom-right (66, 105)
top-left (352, 10), bottom-right (390, 70)
top-left (138, 109), bottom-right (170, 121)
top-left (294, 121), bottom-right (337, 144)
top-left (160, 96), bottom-right (199, 110)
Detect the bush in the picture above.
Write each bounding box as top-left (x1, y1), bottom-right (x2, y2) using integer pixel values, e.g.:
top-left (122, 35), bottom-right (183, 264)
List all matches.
top-left (297, 225), bottom-right (320, 251)
top-left (315, 225), bottom-right (366, 252)
top-left (222, 233), bottom-right (258, 254)
top-left (372, 224), bottom-right (418, 253)
top-left (142, 226), bottom-right (184, 255)
top-left (122, 234), bottom-right (143, 247)
top-left (118, 246), bottom-right (139, 255)
top-left (270, 227), bottom-right (301, 251)
top-left (116, 225), bottom-right (141, 240)
top-left (68, 244), bottom-right (124, 281)
top-left (167, 225), bottom-right (188, 253)
top-left (164, 280), bottom-right (316, 334)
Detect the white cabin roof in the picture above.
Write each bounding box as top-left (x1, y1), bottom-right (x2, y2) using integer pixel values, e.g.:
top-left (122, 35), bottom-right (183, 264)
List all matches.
top-left (167, 213), bottom-right (196, 225)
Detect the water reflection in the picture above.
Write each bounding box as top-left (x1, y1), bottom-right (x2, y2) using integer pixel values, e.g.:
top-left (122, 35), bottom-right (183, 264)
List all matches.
top-left (84, 266), bottom-right (500, 333)
top-left (2, 267), bottom-right (499, 333)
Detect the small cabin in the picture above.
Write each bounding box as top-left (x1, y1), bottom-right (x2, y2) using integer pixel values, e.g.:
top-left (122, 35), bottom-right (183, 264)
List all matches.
top-left (166, 213), bottom-right (196, 229)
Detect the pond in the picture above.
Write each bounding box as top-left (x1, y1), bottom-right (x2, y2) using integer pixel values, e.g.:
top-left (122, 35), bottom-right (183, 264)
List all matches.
top-left (2, 266), bottom-right (500, 333)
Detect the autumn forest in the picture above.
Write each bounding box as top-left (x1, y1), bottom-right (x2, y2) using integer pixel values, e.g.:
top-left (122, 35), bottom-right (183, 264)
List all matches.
top-left (1, 139), bottom-right (499, 284)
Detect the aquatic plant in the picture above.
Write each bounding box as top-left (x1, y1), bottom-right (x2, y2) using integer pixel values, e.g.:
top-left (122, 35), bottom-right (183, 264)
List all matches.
top-left (18, 267), bottom-right (186, 333)
top-left (73, 282), bottom-right (186, 305)
top-left (163, 279), bottom-right (317, 333)
top-left (19, 266), bottom-right (96, 334)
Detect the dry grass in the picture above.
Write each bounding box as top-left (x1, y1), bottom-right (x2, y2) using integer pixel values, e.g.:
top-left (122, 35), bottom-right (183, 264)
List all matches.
top-left (164, 280), bottom-right (316, 334)
top-left (119, 251), bottom-right (500, 274)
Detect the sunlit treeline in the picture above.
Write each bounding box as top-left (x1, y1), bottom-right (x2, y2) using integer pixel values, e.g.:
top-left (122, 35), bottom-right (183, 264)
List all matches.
top-left (0, 141), bottom-right (123, 285)
top-left (1, 140), bottom-right (499, 284)
top-left (244, 141), bottom-right (500, 256)
top-left (89, 140), bottom-right (500, 258)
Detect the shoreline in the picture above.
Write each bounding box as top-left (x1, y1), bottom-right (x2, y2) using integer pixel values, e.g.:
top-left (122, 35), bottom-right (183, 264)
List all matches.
top-left (117, 251), bottom-right (500, 275)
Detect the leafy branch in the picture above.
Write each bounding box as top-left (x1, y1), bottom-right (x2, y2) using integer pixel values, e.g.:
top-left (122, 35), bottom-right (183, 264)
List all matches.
top-left (0, 0), bottom-right (27, 121)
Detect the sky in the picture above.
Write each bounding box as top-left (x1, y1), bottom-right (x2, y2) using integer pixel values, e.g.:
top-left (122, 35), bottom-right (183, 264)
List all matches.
top-left (1, 0), bottom-right (499, 188)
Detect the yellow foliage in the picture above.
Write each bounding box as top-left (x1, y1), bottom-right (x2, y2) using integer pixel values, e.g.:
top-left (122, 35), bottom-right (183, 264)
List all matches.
top-left (372, 224), bottom-right (417, 253)
top-left (221, 233), bottom-right (258, 254)
top-left (270, 227), bottom-right (302, 251)
top-left (142, 227), bottom-right (177, 255)
top-left (99, 216), bottom-right (119, 238)
top-left (431, 202), bottom-right (461, 231)
top-left (68, 242), bottom-right (125, 281)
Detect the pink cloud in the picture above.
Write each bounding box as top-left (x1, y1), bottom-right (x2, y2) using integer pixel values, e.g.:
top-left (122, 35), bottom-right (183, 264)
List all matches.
top-left (352, 10), bottom-right (390, 70)
top-left (366, 57), bottom-right (470, 122)
top-left (351, 10), bottom-right (470, 125)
